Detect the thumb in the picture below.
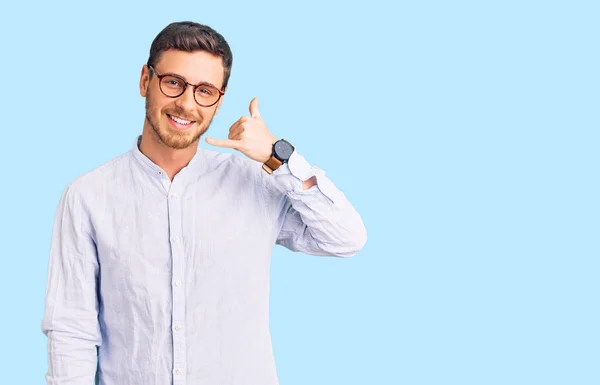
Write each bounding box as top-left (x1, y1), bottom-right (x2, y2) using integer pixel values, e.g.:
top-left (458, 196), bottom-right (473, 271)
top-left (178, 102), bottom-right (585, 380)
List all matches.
top-left (249, 97), bottom-right (261, 119)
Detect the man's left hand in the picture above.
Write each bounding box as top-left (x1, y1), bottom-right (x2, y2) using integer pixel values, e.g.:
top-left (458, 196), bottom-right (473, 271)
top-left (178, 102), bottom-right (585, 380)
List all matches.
top-left (206, 97), bottom-right (277, 163)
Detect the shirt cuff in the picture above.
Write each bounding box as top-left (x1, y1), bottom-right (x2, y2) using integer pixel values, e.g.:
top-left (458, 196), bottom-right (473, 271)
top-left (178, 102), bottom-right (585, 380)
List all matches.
top-left (271, 151), bottom-right (341, 203)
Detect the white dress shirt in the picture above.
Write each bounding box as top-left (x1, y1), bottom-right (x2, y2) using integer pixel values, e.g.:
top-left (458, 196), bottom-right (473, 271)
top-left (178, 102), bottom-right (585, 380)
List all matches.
top-left (42, 135), bottom-right (367, 385)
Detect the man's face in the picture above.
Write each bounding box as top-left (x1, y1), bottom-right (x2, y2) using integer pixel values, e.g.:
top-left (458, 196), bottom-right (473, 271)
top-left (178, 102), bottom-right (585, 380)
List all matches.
top-left (140, 49), bottom-right (226, 150)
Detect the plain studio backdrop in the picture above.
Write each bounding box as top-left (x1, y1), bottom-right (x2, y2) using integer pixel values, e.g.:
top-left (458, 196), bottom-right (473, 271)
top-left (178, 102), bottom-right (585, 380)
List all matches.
top-left (0, 1), bottom-right (598, 384)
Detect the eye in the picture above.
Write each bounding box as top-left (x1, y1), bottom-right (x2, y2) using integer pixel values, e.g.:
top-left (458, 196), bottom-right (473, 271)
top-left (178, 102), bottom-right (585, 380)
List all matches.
top-left (196, 87), bottom-right (216, 97)
top-left (162, 76), bottom-right (184, 89)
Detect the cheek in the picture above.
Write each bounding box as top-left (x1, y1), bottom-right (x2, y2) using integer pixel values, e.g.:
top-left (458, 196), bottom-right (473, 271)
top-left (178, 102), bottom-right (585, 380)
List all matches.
top-left (146, 90), bottom-right (169, 117)
top-left (199, 108), bottom-right (217, 121)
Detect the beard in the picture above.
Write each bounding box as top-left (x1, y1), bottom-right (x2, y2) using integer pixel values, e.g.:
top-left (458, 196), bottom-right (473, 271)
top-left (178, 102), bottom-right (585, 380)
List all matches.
top-left (145, 89), bottom-right (214, 150)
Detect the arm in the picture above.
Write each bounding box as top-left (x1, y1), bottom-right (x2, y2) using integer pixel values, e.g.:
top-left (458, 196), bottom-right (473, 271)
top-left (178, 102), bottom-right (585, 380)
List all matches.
top-left (41, 184), bottom-right (101, 384)
top-left (270, 151), bottom-right (367, 257)
top-left (204, 97), bottom-right (367, 256)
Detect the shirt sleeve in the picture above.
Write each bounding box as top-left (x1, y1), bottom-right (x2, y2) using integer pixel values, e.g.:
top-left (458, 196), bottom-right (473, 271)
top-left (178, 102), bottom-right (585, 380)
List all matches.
top-left (41, 184), bottom-right (101, 385)
top-left (268, 151), bottom-right (367, 257)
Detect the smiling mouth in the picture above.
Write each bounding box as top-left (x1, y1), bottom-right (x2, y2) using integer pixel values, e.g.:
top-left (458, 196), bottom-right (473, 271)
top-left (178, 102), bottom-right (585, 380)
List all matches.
top-left (167, 114), bottom-right (196, 129)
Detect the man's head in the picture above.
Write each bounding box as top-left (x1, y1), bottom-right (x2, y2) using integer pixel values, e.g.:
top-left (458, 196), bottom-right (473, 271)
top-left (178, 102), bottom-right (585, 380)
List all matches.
top-left (140, 22), bottom-right (233, 150)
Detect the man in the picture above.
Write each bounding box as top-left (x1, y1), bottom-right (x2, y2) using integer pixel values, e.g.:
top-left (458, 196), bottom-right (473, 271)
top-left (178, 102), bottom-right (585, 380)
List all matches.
top-left (42, 21), bottom-right (366, 385)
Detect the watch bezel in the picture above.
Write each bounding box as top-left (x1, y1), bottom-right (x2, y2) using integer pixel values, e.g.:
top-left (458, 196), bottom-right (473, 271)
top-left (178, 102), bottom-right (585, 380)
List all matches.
top-left (272, 139), bottom-right (295, 163)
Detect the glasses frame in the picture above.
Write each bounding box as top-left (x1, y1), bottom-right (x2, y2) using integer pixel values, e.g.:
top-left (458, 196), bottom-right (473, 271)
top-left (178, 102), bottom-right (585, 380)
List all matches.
top-left (148, 65), bottom-right (225, 107)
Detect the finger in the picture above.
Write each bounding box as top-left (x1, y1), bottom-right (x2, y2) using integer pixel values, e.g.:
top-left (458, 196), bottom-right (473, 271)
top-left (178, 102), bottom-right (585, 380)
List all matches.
top-left (249, 97), bottom-right (261, 119)
top-left (205, 137), bottom-right (239, 149)
top-left (228, 120), bottom-right (244, 133)
top-left (228, 126), bottom-right (245, 139)
top-left (229, 124), bottom-right (246, 136)
top-left (226, 121), bottom-right (242, 139)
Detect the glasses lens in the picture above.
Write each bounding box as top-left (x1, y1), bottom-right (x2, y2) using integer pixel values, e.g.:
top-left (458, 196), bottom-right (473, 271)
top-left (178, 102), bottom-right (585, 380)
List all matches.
top-left (160, 76), bottom-right (185, 97)
top-left (195, 86), bottom-right (220, 106)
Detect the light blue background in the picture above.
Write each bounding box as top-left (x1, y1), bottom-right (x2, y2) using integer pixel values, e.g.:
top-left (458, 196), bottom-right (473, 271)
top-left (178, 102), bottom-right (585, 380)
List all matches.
top-left (0, 1), bottom-right (598, 384)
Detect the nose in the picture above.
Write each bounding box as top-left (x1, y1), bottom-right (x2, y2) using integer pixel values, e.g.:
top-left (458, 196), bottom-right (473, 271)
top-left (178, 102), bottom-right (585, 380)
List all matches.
top-left (175, 85), bottom-right (197, 111)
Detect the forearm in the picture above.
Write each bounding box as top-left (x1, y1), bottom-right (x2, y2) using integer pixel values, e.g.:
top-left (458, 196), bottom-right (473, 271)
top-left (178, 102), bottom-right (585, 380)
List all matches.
top-left (44, 329), bottom-right (99, 385)
top-left (43, 268), bottom-right (102, 385)
top-left (271, 152), bottom-right (367, 256)
top-left (302, 175), bottom-right (317, 190)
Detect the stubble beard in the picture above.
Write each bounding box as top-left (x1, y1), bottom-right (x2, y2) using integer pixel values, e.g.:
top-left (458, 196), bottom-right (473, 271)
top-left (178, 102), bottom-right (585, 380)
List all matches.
top-left (145, 90), bottom-right (214, 150)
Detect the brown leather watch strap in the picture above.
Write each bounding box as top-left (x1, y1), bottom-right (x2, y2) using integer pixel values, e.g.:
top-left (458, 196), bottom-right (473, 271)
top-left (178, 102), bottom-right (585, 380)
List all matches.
top-left (262, 155), bottom-right (283, 174)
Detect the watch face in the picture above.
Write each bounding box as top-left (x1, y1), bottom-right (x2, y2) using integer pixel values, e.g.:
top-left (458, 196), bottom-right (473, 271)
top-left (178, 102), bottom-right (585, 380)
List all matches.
top-left (274, 140), bottom-right (294, 161)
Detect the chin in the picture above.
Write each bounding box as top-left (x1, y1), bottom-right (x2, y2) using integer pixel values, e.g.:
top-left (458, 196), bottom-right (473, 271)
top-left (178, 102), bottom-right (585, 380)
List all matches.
top-left (161, 132), bottom-right (197, 149)
top-left (159, 125), bottom-right (205, 150)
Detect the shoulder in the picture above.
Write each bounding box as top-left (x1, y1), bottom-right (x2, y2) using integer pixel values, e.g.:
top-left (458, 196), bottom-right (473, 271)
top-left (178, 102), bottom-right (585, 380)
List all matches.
top-left (200, 148), bottom-right (285, 198)
top-left (201, 147), bottom-right (264, 181)
top-left (62, 151), bottom-right (133, 201)
top-left (202, 147), bottom-right (260, 169)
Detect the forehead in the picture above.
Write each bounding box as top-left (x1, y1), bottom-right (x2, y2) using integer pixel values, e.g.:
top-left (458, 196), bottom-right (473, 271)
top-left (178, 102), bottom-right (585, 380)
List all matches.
top-left (154, 49), bottom-right (225, 88)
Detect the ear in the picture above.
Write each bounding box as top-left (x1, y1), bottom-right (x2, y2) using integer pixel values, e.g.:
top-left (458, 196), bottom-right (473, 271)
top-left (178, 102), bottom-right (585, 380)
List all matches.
top-left (140, 65), bottom-right (151, 97)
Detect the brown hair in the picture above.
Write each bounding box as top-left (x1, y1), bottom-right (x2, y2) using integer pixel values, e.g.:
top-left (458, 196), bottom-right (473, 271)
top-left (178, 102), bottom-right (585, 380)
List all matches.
top-left (147, 21), bottom-right (233, 90)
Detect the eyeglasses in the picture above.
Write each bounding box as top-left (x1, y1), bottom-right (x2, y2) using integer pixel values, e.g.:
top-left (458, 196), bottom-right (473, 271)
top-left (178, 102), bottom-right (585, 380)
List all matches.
top-left (148, 66), bottom-right (224, 107)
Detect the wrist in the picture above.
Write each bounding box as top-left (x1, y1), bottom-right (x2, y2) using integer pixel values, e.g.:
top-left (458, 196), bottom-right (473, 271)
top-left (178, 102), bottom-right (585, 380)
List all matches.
top-left (262, 136), bottom-right (278, 162)
top-left (262, 138), bottom-right (295, 174)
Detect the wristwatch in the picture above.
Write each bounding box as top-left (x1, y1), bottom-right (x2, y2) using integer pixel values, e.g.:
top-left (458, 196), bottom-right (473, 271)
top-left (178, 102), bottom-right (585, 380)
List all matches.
top-left (262, 139), bottom-right (295, 174)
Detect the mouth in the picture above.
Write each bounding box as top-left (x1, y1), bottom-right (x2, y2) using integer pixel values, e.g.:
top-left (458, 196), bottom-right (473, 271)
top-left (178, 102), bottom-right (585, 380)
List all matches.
top-left (167, 114), bottom-right (196, 130)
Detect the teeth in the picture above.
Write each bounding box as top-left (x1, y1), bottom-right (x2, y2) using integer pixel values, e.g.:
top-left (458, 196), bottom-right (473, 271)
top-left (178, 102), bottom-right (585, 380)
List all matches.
top-left (170, 115), bottom-right (192, 125)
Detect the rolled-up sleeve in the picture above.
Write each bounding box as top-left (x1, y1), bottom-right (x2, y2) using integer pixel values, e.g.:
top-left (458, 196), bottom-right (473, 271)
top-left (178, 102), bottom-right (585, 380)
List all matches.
top-left (41, 184), bottom-right (101, 385)
top-left (269, 151), bottom-right (367, 257)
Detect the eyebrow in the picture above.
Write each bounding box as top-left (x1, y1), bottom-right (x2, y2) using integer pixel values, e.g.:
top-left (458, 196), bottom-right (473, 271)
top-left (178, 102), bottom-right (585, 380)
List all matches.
top-left (162, 71), bottom-right (221, 90)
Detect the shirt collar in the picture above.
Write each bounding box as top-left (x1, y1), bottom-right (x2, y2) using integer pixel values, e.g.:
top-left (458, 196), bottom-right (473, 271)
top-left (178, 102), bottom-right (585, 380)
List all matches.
top-left (130, 135), bottom-right (208, 180)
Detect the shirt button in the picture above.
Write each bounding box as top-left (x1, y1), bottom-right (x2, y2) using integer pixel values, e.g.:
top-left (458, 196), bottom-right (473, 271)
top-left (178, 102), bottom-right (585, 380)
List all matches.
top-left (175, 368), bottom-right (182, 375)
top-left (174, 280), bottom-right (182, 287)
top-left (170, 193), bottom-right (178, 199)
top-left (172, 235), bottom-right (180, 243)
top-left (175, 324), bottom-right (182, 331)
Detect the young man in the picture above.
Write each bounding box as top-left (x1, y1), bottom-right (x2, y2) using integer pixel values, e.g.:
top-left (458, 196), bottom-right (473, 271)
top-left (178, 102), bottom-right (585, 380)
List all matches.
top-left (42, 21), bottom-right (367, 385)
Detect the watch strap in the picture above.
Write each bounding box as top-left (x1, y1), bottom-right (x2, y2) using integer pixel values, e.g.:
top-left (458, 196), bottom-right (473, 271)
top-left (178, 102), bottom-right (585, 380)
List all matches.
top-left (262, 155), bottom-right (283, 174)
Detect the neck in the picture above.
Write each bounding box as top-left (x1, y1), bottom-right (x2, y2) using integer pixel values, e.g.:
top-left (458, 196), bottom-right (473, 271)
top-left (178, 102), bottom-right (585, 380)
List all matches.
top-left (138, 122), bottom-right (197, 181)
